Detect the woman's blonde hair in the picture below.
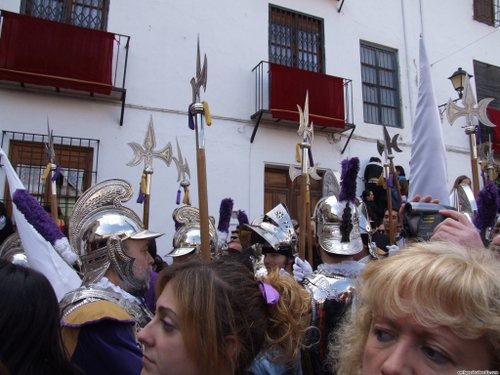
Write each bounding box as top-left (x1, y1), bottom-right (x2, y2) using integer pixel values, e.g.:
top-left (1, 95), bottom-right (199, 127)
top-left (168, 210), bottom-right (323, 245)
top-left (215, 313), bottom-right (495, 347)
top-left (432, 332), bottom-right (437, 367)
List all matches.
top-left (329, 241), bottom-right (500, 375)
top-left (156, 259), bottom-right (311, 375)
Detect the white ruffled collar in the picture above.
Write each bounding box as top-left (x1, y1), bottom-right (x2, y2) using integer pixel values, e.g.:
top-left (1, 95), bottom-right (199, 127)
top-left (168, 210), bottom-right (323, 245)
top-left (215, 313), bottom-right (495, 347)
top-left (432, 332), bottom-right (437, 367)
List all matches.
top-left (93, 277), bottom-right (141, 304)
top-left (317, 260), bottom-right (365, 278)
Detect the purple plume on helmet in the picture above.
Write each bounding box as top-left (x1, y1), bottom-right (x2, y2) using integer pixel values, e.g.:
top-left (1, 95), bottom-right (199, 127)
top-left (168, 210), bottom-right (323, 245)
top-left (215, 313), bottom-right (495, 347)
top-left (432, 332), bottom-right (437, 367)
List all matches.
top-left (217, 198), bottom-right (234, 233)
top-left (473, 182), bottom-right (500, 230)
top-left (237, 210), bottom-right (249, 227)
top-left (338, 157), bottom-right (360, 203)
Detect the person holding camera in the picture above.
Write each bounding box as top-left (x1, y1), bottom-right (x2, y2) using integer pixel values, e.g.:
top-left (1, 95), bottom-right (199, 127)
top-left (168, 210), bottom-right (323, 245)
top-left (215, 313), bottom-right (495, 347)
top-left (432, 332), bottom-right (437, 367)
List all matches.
top-left (399, 193), bottom-right (483, 249)
top-left (430, 209), bottom-right (483, 248)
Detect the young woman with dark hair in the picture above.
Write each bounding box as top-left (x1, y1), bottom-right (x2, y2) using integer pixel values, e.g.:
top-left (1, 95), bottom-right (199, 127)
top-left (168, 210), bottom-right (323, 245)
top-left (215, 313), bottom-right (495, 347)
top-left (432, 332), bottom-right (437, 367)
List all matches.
top-left (0, 259), bottom-right (85, 375)
top-left (138, 258), bottom-right (311, 375)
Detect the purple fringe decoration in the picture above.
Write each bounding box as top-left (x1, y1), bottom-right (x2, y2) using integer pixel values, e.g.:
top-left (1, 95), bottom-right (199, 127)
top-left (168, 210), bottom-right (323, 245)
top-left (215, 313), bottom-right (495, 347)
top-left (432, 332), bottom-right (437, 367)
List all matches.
top-left (338, 157), bottom-right (360, 203)
top-left (51, 165), bottom-right (61, 182)
top-left (13, 189), bottom-right (64, 244)
top-left (137, 188), bottom-right (146, 204)
top-left (217, 198), bottom-right (234, 232)
top-left (473, 182), bottom-right (500, 230)
top-left (308, 148), bottom-right (314, 167)
top-left (386, 173), bottom-right (394, 188)
top-left (176, 189), bottom-right (181, 205)
top-left (188, 104), bottom-right (195, 130)
top-left (237, 210), bottom-right (249, 226)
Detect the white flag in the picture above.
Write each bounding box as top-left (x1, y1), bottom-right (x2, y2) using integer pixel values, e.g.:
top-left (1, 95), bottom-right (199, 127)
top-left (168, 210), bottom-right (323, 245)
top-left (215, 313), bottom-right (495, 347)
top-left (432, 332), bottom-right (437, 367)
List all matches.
top-left (0, 148), bottom-right (81, 300)
top-left (409, 36), bottom-right (449, 204)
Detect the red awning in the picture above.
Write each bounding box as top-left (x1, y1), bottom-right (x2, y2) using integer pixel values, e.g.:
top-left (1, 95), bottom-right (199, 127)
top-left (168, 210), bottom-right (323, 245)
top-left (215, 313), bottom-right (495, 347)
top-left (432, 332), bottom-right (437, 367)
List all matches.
top-left (488, 108), bottom-right (500, 152)
top-left (269, 63), bottom-right (345, 129)
top-left (0, 11), bottom-right (115, 95)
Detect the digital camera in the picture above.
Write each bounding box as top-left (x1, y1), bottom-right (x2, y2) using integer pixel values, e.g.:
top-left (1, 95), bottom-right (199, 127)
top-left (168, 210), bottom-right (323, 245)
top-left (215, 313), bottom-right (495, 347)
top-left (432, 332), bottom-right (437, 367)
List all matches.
top-left (402, 202), bottom-right (457, 240)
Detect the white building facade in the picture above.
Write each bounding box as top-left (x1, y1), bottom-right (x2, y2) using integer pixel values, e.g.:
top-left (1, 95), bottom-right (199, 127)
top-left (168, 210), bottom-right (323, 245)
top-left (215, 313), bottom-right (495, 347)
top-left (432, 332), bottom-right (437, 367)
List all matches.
top-left (0, 0), bottom-right (499, 255)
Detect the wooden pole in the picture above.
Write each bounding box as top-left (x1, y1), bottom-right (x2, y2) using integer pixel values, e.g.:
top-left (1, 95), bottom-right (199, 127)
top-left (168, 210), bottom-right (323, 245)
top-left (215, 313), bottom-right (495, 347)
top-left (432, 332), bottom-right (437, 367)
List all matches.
top-left (305, 187), bottom-right (313, 265)
top-left (299, 173), bottom-right (307, 261)
top-left (385, 162), bottom-right (394, 245)
top-left (48, 166), bottom-right (58, 225)
top-left (142, 171), bottom-right (152, 229)
top-left (389, 159), bottom-right (402, 204)
top-left (197, 149), bottom-right (210, 261)
top-left (192, 103), bottom-right (211, 262)
top-left (465, 126), bottom-right (480, 198)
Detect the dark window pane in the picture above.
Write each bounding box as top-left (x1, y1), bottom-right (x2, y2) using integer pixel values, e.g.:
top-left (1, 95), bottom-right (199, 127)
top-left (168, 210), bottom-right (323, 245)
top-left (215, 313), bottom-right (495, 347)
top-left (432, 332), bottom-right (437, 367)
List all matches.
top-left (269, 5), bottom-right (324, 73)
top-left (473, 0), bottom-right (496, 27)
top-left (21, 0), bottom-right (109, 30)
top-left (360, 43), bottom-right (401, 127)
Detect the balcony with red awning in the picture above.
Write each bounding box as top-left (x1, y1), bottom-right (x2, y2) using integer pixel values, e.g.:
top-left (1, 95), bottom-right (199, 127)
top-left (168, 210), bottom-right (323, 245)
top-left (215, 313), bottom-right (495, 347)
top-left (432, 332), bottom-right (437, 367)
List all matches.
top-left (251, 61), bottom-right (355, 151)
top-left (0, 10), bottom-right (130, 125)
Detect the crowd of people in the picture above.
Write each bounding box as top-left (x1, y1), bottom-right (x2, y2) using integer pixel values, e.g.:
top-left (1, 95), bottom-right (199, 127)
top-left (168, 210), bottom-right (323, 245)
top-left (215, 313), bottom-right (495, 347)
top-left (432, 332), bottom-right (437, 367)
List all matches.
top-left (1, 157), bottom-right (500, 375)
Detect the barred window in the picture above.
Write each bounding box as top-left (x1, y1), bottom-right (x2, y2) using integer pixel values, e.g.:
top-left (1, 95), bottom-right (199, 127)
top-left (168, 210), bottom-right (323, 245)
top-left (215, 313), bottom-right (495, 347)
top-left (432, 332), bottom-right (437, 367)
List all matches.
top-left (269, 5), bottom-right (324, 73)
top-left (2, 131), bottom-right (99, 225)
top-left (360, 42), bottom-right (401, 128)
top-left (473, 0), bottom-right (499, 27)
top-left (20, 0), bottom-right (110, 31)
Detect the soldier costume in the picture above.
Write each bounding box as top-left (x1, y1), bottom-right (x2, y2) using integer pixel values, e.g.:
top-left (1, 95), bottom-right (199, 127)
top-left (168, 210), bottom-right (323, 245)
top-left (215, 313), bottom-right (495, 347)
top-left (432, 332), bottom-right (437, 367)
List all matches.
top-left (301, 158), bottom-right (365, 375)
top-left (245, 203), bottom-right (298, 277)
top-left (167, 204), bottom-right (218, 261)
top-left (246, 203), bottom-right (304, 375)
top-left (59, 179), bottom-right (163, 375)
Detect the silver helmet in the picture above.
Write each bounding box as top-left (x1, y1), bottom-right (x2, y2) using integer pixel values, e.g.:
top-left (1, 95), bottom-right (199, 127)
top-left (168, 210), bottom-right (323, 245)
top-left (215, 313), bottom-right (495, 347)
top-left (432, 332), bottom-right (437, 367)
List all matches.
top-left (69, 179), bottom-right (163, 291)
top-left (357, 199), bottom-right (379, 259)
top-left (0, 232), bottom-right (28, 267)
top-left (245, 203), bottom-right (297, 256)
top-left (168, 205), bottom-right (218, 259)
top-left (314, 195), bottom-right (362, 256)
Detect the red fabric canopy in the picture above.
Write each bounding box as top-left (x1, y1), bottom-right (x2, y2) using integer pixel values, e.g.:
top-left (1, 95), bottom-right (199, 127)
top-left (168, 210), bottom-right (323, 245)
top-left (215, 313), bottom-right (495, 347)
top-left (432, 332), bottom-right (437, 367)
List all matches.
top-left (489, 108), bottom-right (500, 152)
top-left (270, 63), bottom-right (345, 129)
top-left (0, 11), bottom-right (114, 95)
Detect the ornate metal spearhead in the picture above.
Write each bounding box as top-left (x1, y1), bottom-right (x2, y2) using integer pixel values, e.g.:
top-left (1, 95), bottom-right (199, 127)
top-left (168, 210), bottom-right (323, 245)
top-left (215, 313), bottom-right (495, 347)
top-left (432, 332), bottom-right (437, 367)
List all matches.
top-left (127, 115), bottom-right (172, 172)
top-left (446, 75), bottom-right (495, 128)
top-left (45, 119), bottom-right (55, 164)
top-left (190, 36), bottom-right (208, 104)
top-left (172, 137), bottom-right (191, 183)
top-left (297, 91), bottom-right (314, 145)
top-left (289, 91), bottom-right (322, 182)
top-left (289, 163), bottom-right (322, 182)
top-left (377, 125), bottom-right (402, 158)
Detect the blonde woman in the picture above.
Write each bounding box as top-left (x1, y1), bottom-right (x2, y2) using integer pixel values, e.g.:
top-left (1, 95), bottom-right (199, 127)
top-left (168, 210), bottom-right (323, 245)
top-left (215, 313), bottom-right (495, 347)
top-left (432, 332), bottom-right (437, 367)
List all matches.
top-left (329, 241), bottom-right (500, 374)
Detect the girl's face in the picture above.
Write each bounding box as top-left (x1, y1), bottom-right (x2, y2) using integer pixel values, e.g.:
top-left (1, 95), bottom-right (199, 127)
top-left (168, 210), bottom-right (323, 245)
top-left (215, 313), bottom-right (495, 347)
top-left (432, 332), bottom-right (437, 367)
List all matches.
top-left (362, 313), bottom-right (493, 375)
top-left (138, 282), bottom-right (202, 375)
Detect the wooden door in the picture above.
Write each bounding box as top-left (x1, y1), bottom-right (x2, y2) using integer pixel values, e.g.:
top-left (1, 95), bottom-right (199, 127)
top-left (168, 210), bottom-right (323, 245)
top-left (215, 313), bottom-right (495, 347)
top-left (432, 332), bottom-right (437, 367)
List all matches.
top-left (264, 166), bottom-right (323, 221)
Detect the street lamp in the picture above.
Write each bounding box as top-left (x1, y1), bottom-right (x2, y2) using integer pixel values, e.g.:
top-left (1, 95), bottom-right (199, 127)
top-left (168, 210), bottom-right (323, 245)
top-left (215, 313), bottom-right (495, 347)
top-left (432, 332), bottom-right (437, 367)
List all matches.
top-left (448, 67), bottom-right (472, 99)
top-left (446, 69), bottom-right (496, 199)
top-left (439, 67), bottom-right (473, 118)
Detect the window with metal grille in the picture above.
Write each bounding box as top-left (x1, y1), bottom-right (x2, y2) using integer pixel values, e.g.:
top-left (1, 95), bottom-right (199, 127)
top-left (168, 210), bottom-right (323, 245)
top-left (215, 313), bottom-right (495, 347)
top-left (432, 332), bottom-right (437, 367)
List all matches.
top-left (269, 5), bottom-right (324, 73)
top-left (20, 0), bottom-right (110, 31)
top-left (474, 0), bottom-right (500, 27)
top-left (360, 42), bottom-right (401, 128)
top-left (1, 131), bottom-right (99, 228)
